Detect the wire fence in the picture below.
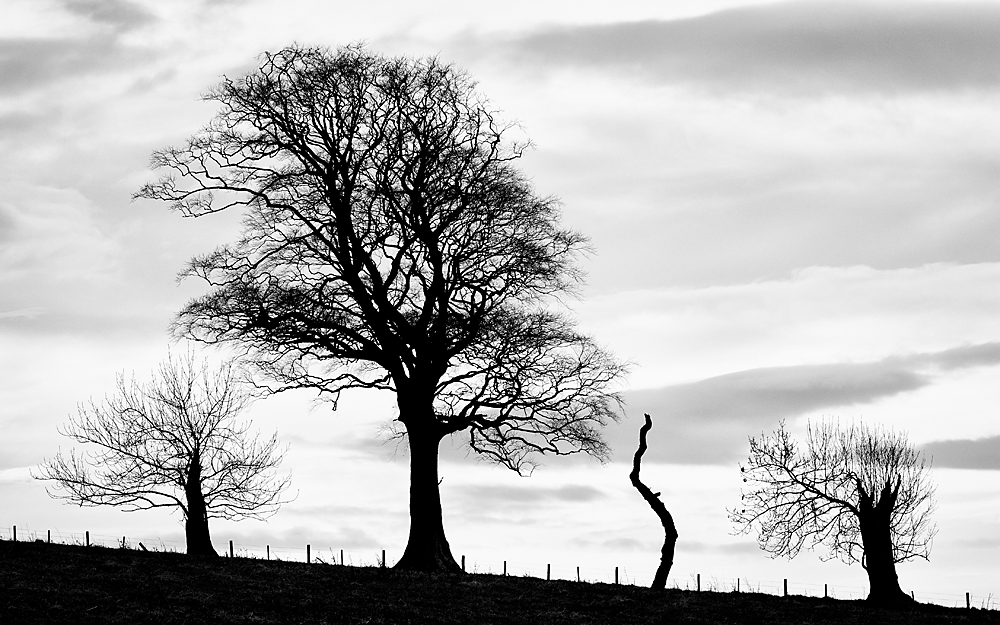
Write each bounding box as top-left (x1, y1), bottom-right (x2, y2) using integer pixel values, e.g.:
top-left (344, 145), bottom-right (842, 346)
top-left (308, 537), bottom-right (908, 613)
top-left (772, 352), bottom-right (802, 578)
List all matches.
top-left (4, 524), bottom-right (994, 611)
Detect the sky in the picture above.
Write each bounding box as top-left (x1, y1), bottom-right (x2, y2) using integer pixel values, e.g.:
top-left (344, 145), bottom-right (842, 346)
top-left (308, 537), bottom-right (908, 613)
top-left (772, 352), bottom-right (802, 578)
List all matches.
top-left (1, 0), bottom-right (999, 606)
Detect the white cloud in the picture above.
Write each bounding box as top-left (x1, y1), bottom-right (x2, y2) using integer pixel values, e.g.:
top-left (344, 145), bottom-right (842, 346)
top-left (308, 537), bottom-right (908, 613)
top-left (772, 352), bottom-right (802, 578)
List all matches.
top-left (610, 343), bottom-right (1000, 464)
top-left (922, 435), bottom-right (1000, 470)
top-left (578, 263), bottom-right (1000, 387)
top-left (491, 2), bottom-right (1000, 95)
top-left (0, 182), bottom-right (120, 283)
top-left (0, 466), bottom-right (32, 483)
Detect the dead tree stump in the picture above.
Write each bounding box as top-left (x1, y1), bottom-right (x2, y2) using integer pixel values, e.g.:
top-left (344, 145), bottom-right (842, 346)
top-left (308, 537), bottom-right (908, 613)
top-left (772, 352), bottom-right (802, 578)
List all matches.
top-left (629, 412), bottom-right (679, 590)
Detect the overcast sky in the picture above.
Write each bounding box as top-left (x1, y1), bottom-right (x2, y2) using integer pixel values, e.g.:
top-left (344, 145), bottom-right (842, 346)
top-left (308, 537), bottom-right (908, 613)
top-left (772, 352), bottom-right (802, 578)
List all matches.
top-left (2, 0), bottom-right (999, 603)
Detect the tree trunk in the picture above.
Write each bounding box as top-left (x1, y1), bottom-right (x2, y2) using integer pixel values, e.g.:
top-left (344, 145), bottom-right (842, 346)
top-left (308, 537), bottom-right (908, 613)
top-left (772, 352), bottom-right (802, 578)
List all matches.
top-left (629, 413), bottom-right (678, 590)
top-left (858, 480), bottom-right (911, 606)
top-left (184, 450), bottom-right (218, 557)
top-left (393, 419), bottom-right (461, 572)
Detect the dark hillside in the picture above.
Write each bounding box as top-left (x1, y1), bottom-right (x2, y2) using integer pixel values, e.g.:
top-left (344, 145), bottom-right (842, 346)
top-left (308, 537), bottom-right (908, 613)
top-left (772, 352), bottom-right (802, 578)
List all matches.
top-left (1, 539), bottom-right (996, 624)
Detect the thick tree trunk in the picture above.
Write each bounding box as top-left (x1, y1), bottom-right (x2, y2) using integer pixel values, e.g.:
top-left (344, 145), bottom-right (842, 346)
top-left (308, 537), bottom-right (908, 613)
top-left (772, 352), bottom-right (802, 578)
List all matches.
top-left (629, 413), bottom-right (678, 590)
top-left (393, 420), bottom-right (461, 572)
top-left (184, 450), bottom-right (218, 557)
top-left (858, 480), bottom-right (911, 606)
top-left (860, 516), bottom-right (910, 605)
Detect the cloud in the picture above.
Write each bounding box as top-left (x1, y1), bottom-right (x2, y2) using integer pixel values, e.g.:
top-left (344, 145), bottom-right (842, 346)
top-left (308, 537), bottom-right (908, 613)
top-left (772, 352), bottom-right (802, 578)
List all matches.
top-left (0, 183), bottom-right (120, 289)
top-left (676, 541), bottom-right (760, 556)
top-left (601, 537), bottom-right (645, 551)
top-left (922, 436), bottom-right (1000, 470)
top-left (58, 0), bottom-right (156, 33)
top-left (608, 342), bottom-right (1000, 465)
top-left (580, 264), bottom-right (1000, 389)
top-left (454, 484), bottom-right (605, 506)
top-left (493, 1), bottom-right (1000, 94)
top-left (0, 1), bottom-right (157, 97)
top-left (0, 37), bottom-right (152, 96)
top-left (0, 466), bottom-right (32, 483)
top-left (0, 308), bottom-right (45, 320)
top-left (914, 343), bottom-right (1000, 371)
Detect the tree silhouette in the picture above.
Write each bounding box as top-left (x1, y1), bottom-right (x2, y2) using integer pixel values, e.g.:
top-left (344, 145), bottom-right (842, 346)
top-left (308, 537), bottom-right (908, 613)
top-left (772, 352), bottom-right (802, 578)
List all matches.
top-left (730, 420), bottom-right (936, 606)
top-left (35, 352), bottom-right (291, 556)
top-left (135, 44), bottom-right (626, 571)
top-left (629, 413), bottom-right (678, 590)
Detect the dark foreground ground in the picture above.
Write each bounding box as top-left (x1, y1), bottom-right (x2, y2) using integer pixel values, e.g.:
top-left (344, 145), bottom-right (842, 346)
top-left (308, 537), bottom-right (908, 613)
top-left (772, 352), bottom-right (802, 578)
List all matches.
top-left (2, 539), bottom-right (998, 625)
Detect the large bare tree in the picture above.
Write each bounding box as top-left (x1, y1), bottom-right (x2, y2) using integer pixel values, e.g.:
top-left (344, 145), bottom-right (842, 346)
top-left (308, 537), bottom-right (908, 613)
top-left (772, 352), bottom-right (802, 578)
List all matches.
top-left (135, 44), bottom-right (626, 571)
top-left (35, 352), bottom-right (291, 556)
top-left (730, 420), bottom-right (936, 605)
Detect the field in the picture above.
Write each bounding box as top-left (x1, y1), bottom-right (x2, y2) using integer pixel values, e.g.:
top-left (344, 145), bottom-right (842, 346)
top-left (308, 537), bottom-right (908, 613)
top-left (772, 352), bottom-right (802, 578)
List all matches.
top-left (2, 539), bottom-right (998, 624)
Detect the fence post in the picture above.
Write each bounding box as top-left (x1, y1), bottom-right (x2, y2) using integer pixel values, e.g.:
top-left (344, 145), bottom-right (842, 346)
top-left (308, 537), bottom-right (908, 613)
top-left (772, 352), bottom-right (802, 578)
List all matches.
top-left (381, 549), bottom-right (386, 568)
top-left (577, 566), bottom-right (580, 582)
top-left (503, 560), bottom-right (507, 576)
top-left (911, 591), bottom-right (914, 600)
top-left (737, 578), bottom-right (740, 593)
top-left (122, 536), bottom-right (126, 549)
top-left (86, 531), bottom-right (90, 547)
top-left (783, 579), bottom-right (788, 597)
top-left (267, 545), bottom-right (270, 560)
top-left (547, 564), bottom-right (551, 581)
top-left (229, 540), bottom-right (234, 558)
top-left (697, 573), bottom-right (701, 592)
top-left (967, 592), bottom-right (971, 609)
top-left (47, 530), bottom-right (51, 544)
top-left (824, 583), bottom-right (828, 598)
top-left (615, 567), bottom-right (619, 585)
top-left (341, 549), bottom-right (344, 566)
top-left (307, 544), bottom-right (311, 563)
top-left (461, 555), bottom-right (465, 572)
top-left (12, 525), bottom-right (16, 542)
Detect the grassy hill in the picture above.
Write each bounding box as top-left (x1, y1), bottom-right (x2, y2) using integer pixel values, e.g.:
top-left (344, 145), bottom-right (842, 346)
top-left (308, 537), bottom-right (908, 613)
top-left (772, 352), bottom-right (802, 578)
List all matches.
top-left (1, 539), bottom-right (997, 624)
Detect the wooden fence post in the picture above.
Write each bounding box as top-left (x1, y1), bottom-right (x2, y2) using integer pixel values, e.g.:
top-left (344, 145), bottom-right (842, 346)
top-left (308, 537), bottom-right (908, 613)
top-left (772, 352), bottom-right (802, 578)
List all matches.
top-left (783, 579), bottom-right (788, 597)
top-left (697, 573), bottom-right (701, 592)
top-left (47, 530), bottom-right (50, 544)
top-left (824, 583), bottom-right (828, 598)
top-left (381, 549), bottom-right (386, 568)
top-left (267, 545), bottom-right (270, 560)
top-left (503, 560), bottom-right (507, 576)
top-left (737, 578), bottom-right (740, 593)
top-left (341, 549), bottom-right (344, 566)
top-left (967, 592), bottom-right (971, 609)
top-left (86, 531), bottom-right (89, 547)
top-left (12, 525), bottom-right (16, 542)
top-left (547, 564), bottom-right (550, 581)
top-left (307, 544), bottom-right (310, 563)
top-left (577, 566), bottom-right (580, 582)
top-left (615, 567), bottom-right (619, 585)
top-left (461, 555), bottom-right (465, 572)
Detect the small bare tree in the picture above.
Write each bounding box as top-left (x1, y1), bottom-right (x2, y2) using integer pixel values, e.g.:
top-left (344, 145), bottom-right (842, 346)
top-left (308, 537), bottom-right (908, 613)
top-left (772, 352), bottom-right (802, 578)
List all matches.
top-left (730, 420), bottom-right (936, 606)
top-left (35, 352), bottom-right (291, 556)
